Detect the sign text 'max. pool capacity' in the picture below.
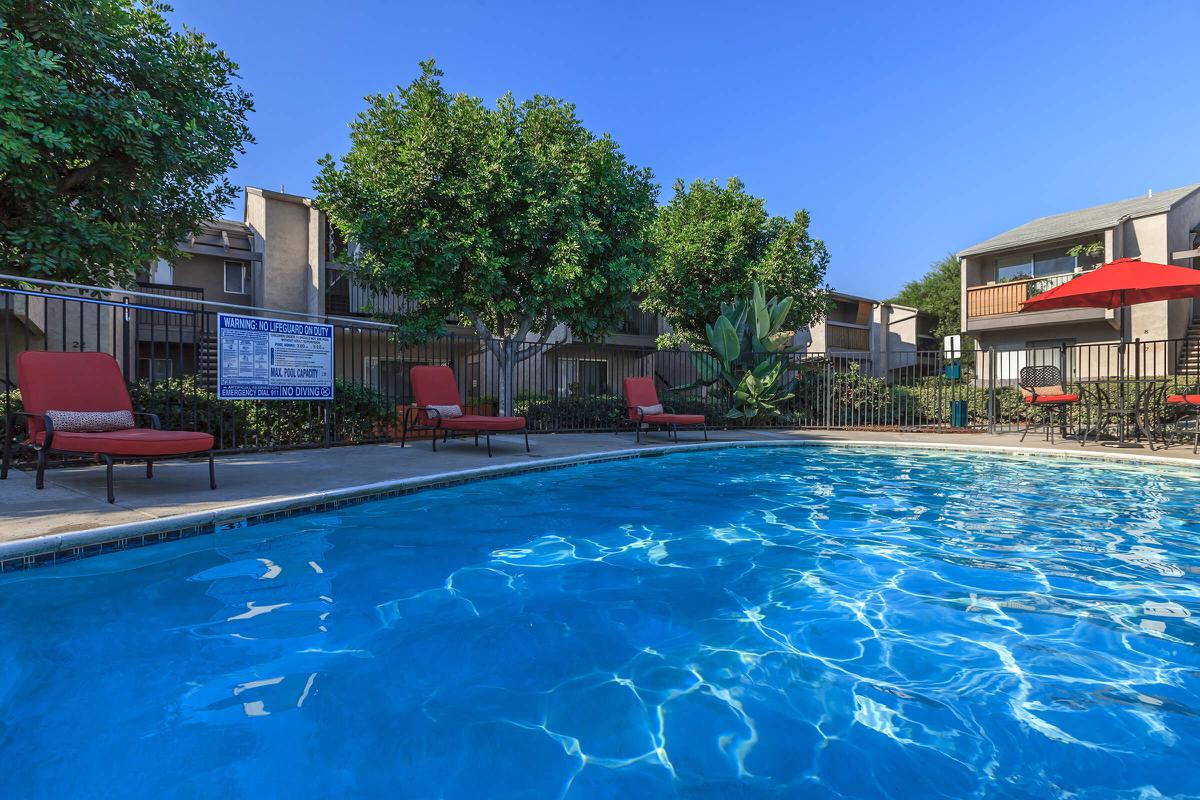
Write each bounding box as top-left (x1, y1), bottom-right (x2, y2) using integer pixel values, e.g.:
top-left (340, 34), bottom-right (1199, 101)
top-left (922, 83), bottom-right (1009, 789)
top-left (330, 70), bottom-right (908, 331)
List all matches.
top-left (216, 313), bottom-right (334, 400)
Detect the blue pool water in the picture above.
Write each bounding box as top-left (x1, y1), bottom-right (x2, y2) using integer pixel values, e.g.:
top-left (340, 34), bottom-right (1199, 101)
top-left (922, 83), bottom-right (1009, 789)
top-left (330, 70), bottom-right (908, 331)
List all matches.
top-left (2, 446), bottom-right (1200, 799)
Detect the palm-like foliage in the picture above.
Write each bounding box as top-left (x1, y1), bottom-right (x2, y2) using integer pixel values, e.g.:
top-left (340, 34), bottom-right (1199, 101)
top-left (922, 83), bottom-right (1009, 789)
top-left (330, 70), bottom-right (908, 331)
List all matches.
top-left (686, 281), bottom-right (801, 420)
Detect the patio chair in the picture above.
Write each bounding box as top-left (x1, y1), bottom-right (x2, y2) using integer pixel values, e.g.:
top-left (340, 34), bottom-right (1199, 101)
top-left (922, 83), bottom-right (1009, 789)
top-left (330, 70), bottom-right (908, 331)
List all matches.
top-left (1080, 381), bottom-right (1143, 447)
top-left (1165, 385), bottom-right (1200, 454)
top-left (1018, 365), bottom-right (1079, 444)
top-left (402, 365), bottom-right (528, 457)
top-left (1, 351), bottom-right (215, 503)
top-left (622, 376), bottom-right (708, 444)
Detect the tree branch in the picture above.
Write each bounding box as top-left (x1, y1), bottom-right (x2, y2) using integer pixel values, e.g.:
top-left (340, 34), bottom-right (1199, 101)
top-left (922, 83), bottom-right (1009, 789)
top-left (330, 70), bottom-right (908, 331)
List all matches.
top-left (463, 310), bottom-right (503, 359)
top-left (55, 163), bottom-right (104, 194)
top-left (515, 325), bottom-right (558, 363)
top-left (55, 154), bottom-right (135, 194)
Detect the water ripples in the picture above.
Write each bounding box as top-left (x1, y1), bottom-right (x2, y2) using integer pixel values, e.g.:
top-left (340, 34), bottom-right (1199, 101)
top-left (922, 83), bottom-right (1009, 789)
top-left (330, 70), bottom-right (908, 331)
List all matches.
top-left (1, 447), bottom-right (1199, 798)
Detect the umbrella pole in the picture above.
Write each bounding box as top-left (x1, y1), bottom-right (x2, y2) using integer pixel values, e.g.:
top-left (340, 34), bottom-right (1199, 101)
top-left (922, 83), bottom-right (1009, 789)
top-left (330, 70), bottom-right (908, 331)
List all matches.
top-left (1107, 293), bottom-right (1138, 447)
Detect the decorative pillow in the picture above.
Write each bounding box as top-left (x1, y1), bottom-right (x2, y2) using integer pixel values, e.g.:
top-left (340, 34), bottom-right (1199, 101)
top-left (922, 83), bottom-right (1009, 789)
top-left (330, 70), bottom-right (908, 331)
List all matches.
top-left (45, 409), bottom-right (135, 432)
top-left (426, 404), bottom-right (463, 418)
top-left (1020, 385), bottom-right (1065, 400)
top-left (637, 404), bottom-right (664, 415)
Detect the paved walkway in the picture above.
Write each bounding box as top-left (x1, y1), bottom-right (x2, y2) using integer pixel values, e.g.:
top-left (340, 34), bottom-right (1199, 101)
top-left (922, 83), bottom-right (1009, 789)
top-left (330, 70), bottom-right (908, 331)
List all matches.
top-left (2, 428), bottom-right (1198, 547)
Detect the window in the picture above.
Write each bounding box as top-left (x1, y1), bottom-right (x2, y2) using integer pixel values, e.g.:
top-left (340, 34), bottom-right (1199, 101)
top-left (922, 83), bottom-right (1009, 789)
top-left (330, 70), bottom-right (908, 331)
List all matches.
top-left (995, 245), bottom-right (1099, 283)
top-left (137, 358), bottom-right (173, 382)
top-left (370, 358), bottom-right (449, 404)
top-left (224, 261), bottom-right (249, 294)
top-left (1032, 249), bottom-right (1075, 278)
top-left (559, 358), bottom-right (608, 396)
top-left (1025, 338), bottom-right (1078, 381)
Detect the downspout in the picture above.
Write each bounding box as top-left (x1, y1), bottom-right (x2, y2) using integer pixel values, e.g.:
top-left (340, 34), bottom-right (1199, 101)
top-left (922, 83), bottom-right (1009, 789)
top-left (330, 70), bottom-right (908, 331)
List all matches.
top-left (1113, 215), bottom-right (1131, 342)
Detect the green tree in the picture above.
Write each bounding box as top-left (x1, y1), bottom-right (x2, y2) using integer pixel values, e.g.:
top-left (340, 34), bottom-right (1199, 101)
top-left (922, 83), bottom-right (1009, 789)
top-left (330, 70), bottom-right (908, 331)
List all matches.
top-left (0, 0), bottom-right (254, 287)
top-left (891, 253), bottom-right (966, 342)
top-left (640, 177), bottom-right (830, 349)
top-left (314, 60), bottom-right (658, 414)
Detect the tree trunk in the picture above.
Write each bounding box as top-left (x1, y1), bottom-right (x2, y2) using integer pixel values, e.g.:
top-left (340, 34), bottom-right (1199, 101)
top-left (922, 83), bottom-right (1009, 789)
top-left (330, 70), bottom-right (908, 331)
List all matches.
top-left (498, 338), bottom-right (517, 417)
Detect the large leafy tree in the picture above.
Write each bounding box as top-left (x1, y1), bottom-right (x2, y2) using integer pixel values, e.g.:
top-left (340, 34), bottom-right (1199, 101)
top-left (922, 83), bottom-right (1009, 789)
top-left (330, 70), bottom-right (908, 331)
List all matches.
top-left (0, 0), bottom-right (254, 286)
top-left (891, 253), bottom-right (966, 342)
top-left (641, 177), bottom-right (830, 348)
top-left (314, 60), bottom-right (658, 413)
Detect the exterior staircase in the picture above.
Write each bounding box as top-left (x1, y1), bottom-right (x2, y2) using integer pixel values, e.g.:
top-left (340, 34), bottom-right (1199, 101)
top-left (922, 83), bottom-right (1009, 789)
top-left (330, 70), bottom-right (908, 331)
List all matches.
top-left (1178, 316), bottom-right (1200, 376)
top-left (198, 333), bottom-right (218, 389)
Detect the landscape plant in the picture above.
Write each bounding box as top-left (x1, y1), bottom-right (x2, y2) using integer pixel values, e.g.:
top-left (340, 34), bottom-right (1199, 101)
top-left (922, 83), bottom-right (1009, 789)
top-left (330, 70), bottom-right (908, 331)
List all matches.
top-left (641, 177), bottom-right (829, 349)
top-left (687, 281), bottom-right (804, 421)
top-left (0, 0), bottom-right (254, 286)
top-left (314, 60), bottom-right (659, 415)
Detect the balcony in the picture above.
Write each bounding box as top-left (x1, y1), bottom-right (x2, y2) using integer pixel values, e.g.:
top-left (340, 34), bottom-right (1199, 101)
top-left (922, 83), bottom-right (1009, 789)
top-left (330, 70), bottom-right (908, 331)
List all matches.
top-left (135, 282), bottom-right (204, 325)
top-left (826, 321), bottom-right (870, 351)
top-left (965, 273), bottom-right (1076, 319)
top-left (618, 307), bottom-right (659, 337)
top-left (325, 267), bottom-right (412, 318)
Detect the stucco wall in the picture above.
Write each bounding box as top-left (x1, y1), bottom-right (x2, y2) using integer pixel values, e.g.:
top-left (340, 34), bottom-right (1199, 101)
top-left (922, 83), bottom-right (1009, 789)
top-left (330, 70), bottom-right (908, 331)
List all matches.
top-left (171, 253), bottom-right (253, 307)
top-left (246, 188), bottom-right (319, 316)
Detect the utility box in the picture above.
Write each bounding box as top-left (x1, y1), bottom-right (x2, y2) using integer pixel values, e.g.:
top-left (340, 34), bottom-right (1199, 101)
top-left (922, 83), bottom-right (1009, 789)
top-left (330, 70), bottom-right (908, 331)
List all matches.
top-left (951, 400), bottom-right (969, 428)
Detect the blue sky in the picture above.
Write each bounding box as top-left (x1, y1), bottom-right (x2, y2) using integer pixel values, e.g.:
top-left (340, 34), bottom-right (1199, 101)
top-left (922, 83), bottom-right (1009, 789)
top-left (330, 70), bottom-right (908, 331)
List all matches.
top-left (169, 0), bottom-right (1200, 298)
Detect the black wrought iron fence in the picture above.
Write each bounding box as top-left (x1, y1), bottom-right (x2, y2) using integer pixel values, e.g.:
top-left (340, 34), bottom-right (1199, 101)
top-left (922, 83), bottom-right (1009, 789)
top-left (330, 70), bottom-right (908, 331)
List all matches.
top-left (3, 279), bottom-right (1200, 460)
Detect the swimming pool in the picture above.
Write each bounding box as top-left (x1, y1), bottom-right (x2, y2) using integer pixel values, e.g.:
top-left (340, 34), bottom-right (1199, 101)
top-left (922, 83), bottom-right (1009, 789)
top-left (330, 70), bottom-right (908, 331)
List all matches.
top-left (1, 445), bottom-right (1199, 798)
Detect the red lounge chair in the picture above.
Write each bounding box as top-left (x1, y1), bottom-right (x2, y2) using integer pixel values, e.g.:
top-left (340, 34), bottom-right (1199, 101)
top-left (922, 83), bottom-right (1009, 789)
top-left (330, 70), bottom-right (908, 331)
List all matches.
top-left (1, 352), bottom-right (215, 503)
top-left (402, 365), bottom-right (528, 457)
top-left (623, 376), bottom-right (707, 444)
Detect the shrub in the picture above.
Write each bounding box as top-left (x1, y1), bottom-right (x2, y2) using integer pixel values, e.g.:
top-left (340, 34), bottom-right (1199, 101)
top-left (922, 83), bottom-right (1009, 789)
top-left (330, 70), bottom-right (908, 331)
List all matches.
top-left (660, 390), bottom-right (731, 424)
top-left (128, 376), bottom-right (249, 450)
top-left (516, 394), bottom-right (625, 431)
top-left (128, 377), bottom-right (394, 450)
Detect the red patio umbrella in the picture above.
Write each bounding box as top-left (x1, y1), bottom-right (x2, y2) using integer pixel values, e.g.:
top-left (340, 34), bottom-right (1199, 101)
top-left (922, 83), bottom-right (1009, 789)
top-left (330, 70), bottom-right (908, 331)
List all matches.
top-left (1020, 256), bottom-right (1200, 445)
top-left (1020, 257), bottom-right (1200, 312)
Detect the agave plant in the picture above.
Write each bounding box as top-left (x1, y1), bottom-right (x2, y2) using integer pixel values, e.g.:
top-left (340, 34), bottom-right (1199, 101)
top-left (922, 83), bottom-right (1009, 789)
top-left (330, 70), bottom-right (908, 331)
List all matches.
top-left (686, 281), bottom-right (802, 420)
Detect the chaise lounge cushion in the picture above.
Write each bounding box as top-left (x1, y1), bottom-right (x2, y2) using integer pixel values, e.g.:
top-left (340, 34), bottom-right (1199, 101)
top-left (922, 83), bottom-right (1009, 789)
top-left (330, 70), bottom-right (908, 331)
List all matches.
top-left (17, 351), bottom-right (134, 437)
top-left (1023, 393), bottom-right (1078, 404)
top-left (436, 415), bottom-right (526, 432)
top-left (1167, 394), bottom-right (1200, 405)
top-left (34, 428), bottom-right (215, 457)
top-left (409, 365), bottom-right (524, 430)
top-left (641, 412), bottom-right (706, 425)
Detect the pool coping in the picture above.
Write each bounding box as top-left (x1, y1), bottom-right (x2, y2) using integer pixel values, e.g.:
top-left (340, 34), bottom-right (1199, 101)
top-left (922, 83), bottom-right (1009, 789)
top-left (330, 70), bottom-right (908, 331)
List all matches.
top-left (2, 438), bottom-right (1198, 573)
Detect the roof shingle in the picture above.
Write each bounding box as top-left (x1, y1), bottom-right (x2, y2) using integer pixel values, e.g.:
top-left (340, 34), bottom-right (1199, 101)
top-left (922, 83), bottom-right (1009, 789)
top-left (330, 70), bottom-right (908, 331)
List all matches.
top-left (959, 184), bottom-right (1200, 258)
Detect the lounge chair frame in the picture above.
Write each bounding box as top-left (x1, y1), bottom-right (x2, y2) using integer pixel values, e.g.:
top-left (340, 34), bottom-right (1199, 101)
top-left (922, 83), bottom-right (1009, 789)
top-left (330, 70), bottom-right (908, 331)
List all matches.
top-left (2, 410), bottom-right (216, 504)
top-left (624, 404), bottom-right (708, 444)
top-left (400, 406), bottom-right (529, 457)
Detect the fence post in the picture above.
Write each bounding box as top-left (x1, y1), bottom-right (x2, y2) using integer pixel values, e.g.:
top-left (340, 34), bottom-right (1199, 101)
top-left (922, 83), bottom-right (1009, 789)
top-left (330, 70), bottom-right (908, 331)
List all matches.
top-left (987, 347), bottom-right (996, 435)
top-left (324, 400), bottom-right (332, 448)
top-left (933, 350), bottom-right (942, 432)
top-left (121, 296), bottom-right (132, 384)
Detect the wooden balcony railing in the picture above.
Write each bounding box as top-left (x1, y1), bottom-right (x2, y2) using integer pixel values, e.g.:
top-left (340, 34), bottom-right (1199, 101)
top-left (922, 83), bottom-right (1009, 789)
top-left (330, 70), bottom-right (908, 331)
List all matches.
top-left (966, 273), bottom-right (1076, 318)
top-left (826, 322), bottom-right (870, 351)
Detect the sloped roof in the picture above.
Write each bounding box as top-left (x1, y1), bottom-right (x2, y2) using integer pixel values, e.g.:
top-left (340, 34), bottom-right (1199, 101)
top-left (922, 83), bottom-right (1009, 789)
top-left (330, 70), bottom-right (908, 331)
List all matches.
top-left (959, 184), bottom-right (1200, 258)
top-left (178, 220), bottom-right (259, 261)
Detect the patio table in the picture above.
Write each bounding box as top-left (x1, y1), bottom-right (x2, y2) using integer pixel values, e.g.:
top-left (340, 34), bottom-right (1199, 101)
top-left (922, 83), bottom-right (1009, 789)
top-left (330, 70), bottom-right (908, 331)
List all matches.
top-left (1079, 378), bottom-right (1165, 447)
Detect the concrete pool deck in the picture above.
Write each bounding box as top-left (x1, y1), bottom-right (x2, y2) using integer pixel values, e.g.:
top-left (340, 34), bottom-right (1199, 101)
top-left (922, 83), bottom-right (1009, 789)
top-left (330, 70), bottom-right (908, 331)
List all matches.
top-left (2, 428), bottom-right (1198, 561)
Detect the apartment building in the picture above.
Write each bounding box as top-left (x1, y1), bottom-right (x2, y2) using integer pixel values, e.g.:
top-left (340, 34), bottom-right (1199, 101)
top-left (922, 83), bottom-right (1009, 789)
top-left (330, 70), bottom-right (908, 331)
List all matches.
top-left (801, 291), bottom-right (937, 375)
top-left (958, 184), bottom-right (1200, 378)
top-left (131, 187), bottom-right (666, 404)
